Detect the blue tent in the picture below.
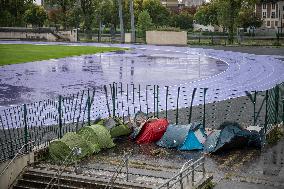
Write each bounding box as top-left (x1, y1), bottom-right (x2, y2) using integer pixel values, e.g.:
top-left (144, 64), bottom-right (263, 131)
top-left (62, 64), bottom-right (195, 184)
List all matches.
top-left (157, 122), bottom-right (207, 151)
top-left (204, 123), bottom-right (262, 153)
top-left (179, 124), bottom-right (207, 151)
top-left (156, 124), bottom-right (192, 148)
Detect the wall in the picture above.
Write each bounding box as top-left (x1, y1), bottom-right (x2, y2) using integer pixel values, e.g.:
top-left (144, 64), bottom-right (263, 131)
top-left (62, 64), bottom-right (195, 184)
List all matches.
top-left (146, 31), bottom-right (187, 45)
top-left (0, 27), bottom-right (78, 42)
top-left (0, 152), bottom-right (34, 189)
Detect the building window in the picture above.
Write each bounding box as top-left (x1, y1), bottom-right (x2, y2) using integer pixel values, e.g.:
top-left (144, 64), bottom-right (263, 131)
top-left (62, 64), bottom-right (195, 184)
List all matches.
top-left (263, 3), bottom-right (267, 9)
top-left (275, 21), bottom-right (278, 27)
top-left (272, 3), bottom-right (275, 9)
top-left (267, 21), bottom-right (270, 27)
top-left (271, 12), bottom-right (275, 18)
top-left (263, 11), bottom-right (267, 18)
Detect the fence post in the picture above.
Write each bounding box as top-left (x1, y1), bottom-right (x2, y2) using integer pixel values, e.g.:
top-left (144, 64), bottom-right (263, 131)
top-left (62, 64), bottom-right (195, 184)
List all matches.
top-left (253, 91), bottom-right (257, 125)
top-left (176, 87), bottom-right (181, 125)
top-left (23, 104), bottom-right (29, 152)
top-left (180, 172), bottom-right (183, 189)
top-left (188, 88), bottom-right (197, 124)
top-left (157, 85), bottom-right (159, 118)
top-left (191, 164), bottom-right (194, 187)
top-left (282, 99), bottom-right (284, 123)
top-left (112, 83), bottom-right (116, 117)
top-left (203, 88), bottom-right (208, 128)
top-left (274, 85), bottom-right (279, 124)
top-left (165, 86), bottom-right (169, 119)
top-left (202, 158), bottom-right (206, 178)
top-left (104, 85), bottom-right (111, 117)
top-left (265, 90), bottom-right (268, 134)
top-left (58, 95), bottom-right (63, 138)
top-left (87, 90), bottom-right (91, 126)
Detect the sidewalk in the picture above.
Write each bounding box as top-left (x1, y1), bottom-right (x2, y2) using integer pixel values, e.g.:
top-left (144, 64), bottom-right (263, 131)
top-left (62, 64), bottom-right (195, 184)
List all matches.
top-left (213, 137), bottom-right (284, 189)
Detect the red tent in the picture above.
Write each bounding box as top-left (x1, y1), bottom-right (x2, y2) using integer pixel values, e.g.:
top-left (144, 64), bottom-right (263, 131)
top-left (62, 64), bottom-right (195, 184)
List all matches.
top-left (136, 118), bottom-right (169, 144)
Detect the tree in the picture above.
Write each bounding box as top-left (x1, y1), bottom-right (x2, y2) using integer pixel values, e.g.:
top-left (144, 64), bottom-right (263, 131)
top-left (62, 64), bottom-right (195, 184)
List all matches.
top-left (142, 0), bottom-right (170, 26)
top-left (194, 2), bottom-right (218, 26)
top-left (195, 0), bottom-right (260, 44)
top-left (170, 12), bottom-right (193, 30)
top-left (137, 10), bottom-right (153, 38)
top-left (24, 4), bottom-right (48, 27)
top-left (45, 0), bottom-right (76, 29)
top-left (0, 0), bottom-right (34, 27)
top-left (236, 3), bottom-right (262, 29)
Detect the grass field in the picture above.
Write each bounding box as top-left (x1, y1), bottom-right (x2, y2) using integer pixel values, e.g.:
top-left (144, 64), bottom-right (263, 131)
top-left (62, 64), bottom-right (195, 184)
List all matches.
top-left (0, 44), bottom-right (124, 66)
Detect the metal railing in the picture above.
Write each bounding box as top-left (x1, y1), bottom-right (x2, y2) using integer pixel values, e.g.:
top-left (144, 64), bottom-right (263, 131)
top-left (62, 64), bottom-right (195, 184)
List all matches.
top-left (45, 147), bottom-right (82, 189)
top-left (157, 156), bottom-right (206, 189)
top-left (1, 82), bottom-right (283, 163)
top-left (0, 140), bottom-right (34, 177)
top-left (105, 152), bottom-right (131, 189)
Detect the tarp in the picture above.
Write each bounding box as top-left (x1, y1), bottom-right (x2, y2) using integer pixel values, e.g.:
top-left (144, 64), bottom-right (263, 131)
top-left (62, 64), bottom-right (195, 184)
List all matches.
top-left (179, 123), bottom-right (207, 151)
top-left (135, 118), bottom-right (169, 144)
top-left (204, 122), bottom-right (261, 153)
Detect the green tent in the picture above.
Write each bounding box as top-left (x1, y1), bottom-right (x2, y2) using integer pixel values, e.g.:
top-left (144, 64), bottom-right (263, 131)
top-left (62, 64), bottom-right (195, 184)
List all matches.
top-left (49, 132), bottom-right (93, 163)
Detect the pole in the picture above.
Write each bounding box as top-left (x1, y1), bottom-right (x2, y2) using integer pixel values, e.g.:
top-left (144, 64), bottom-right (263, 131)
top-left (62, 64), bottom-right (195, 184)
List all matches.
top-left (203, 88), bottom-right (208, 128)
top-left (23, 104), bottom-right (29, 152)
top-left (117, 0), bottom-right (125, 43)
top-left (129, 0), bottom-right (135, 43)
top-left (58, 95), bottom-right (63, 138)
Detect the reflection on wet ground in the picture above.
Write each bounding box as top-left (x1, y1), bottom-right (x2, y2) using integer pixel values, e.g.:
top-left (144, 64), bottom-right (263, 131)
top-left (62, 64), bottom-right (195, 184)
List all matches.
top-left (0, 50), bottom-right (227, 109)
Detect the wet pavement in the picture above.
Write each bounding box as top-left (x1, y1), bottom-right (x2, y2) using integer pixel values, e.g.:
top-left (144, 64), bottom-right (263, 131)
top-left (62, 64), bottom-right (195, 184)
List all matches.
top-left (0, 41), bottom-right (284, 113)
top-left (209, 136), bottom-right (284, 189)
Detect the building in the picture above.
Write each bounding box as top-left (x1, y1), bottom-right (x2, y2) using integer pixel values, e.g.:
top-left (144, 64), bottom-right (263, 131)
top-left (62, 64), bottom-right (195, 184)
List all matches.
top-left (161, 0), bottom-right (180, 8)
top-left (255, 0), bottom-right (284, 30)
top-left (161, 0), bottom-right (205, 8)
top-left (181, 0), bottom-right (205, 7)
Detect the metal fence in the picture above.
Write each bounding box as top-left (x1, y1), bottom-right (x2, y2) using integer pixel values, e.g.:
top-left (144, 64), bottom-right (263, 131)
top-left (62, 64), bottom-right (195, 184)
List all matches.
top-left (1, 82), bottom-right (283, 162)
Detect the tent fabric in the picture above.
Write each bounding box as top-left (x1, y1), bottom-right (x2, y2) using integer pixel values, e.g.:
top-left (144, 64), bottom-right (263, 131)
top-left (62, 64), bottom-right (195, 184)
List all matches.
top-left (204, 123), bottom-right (261, 153)
top-left (49, 132), bottom-right (93, 163)
top-left (156, 124), bottom-right (193, 148)
top-left (179, 131), bottom-right (204, 150)
top-left (89, 124), bottom-right (116, 149)
top-left (102, 117), bottom-right (132, 138)
top-left (136, 118), bottom-right (169, 144)
top-left (110, 124), bottom-right (132, 138)
top-left (204, 130), bottom-right (221, 153)
top-left (130, 111), bottom-right (148, 139)
top-left (179, 124), bottom-right (207, 151)
top-left (78, 126), bottom-right (101, 153)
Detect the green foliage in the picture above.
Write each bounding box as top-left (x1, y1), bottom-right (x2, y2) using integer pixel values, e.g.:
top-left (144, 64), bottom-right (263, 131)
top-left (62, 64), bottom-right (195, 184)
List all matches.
top-left (24, 5), bottom-right (48, 27)
top-left (236, 3), bottom-right (262, 28)
top-left (195, 0), bottom-right (261, 44)
top-left (137, 10), bottom-right (153, 37)
top-left (170, 12), bottom-right (193, 30)
top-left (45, 0), bottom-right (77, 29)
top-left (194, 2), bottom-right (218, 26)
top-left (0, 0), bottom-right (34, 27)
top-left (142, 0), bottom-right (170, 26)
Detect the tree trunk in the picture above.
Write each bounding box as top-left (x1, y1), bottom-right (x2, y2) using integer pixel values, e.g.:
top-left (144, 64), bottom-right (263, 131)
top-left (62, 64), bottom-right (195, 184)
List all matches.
top-left (129, 0), bottom-right (135, 43)
top-left (117, 0), bottom-right (125, 43)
